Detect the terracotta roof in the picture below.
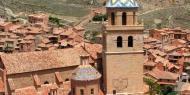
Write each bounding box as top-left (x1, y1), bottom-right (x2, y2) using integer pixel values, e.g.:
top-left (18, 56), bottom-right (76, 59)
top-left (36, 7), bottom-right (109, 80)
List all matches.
top-left (149, 49), bottom-right (166, 57)
top-left (60, 28), bottom-right (73, 36)
top-left (40, 83), bottom-right (58, 90)
top-left (167, 63), bottom-right (180, 70)
top-left (0, 22), bottom-right (12, 27)
top-left (157, 82), bottom-right (176, 85)
top-left (0, 32), bottom-right (12, 36)
top-left (14, 86), bottom-right (38, 95)
top-left (1, 47), bottom-right (98, 74)
top-left (47, 35), bottom-right (57, 38)
top-left (144, 61), bottom-right (157, 67)
top-left (155, 55), bottom-right (170, 66)
top-left (10, 34), bottom-right (19, 39)
top-left (20, 40), bottom-right (32, 44)
top-left (176, 39), bottom-right (186, 44)
top-left (41, 38), bottom-right (50, 44)
top-left (26, 27), bottom-right (42, 34)
top-left (79, 42), bottom-right (102, 59)
top-left (145, 68), bottom-right (179, 80)
top-left (169, 51), bottom-right (182, 56)
top-left (6, 38), bottom-right (16, 42)
top-left (38, 43), bottom-right (47, 48)
top-left (182, 29), bottom-right (190, 33)
top-left (73, 26), bottom-right (85, 31)
top-left (163, 45), bottom-right (179, 52)
top-left (0, 39), bottom-right (5, 42)
top-left (143, 44), bottom-right (152, 49)
top-left (68, 32), bottom-right (81, 40)
top-left (9, 24), bottom-right (22, 31)
top-left (24, 35), bottom-right (35, 40)
top-left (53, 28), bottom-right (63, 35)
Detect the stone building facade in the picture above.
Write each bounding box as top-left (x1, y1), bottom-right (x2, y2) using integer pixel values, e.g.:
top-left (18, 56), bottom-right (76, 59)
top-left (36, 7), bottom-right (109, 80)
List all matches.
top-left (102, 0), bottom-right (144, 94)
top-left (28, 13), bottom-right (49, 26)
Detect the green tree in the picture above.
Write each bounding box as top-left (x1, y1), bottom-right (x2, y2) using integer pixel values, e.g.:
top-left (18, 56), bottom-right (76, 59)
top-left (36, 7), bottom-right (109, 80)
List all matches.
top-left (84, 30), bottom-right (100, 42)
top-left (92, 14), bottom-right (107, 21)
top-left (161, 85), bottom-right (176, 95)
top-left (144, 78), bottom-right (177, 95)
top-left (144, 78), bottom-right (161, 95)
top-left (49, 16), bottom-right (63, 27)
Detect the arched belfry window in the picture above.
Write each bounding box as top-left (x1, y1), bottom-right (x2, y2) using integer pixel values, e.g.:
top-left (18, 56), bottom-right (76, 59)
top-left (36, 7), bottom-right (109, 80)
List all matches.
top-left (117, 36), bottom-right (122, 48)
top-left (128, 36), bottom-right (133, 47)
top-left (44, 81), bottom-right (49, 84)
top-left (111, 12), bottom-right (115, 25)
top-left (122, 12), bottom-right (127, 25)
top-left (113, 90), bottom-right (116, 94)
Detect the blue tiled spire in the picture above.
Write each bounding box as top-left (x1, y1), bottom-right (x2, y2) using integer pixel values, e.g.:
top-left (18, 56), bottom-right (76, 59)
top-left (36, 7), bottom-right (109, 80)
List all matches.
top-left (106, 0), bottom-right (139, 8)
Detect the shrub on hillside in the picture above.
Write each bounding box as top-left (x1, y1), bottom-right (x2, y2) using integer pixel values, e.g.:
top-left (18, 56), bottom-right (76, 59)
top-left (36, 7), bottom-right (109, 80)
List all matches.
top-left (92, 14), bottom-right (107, 21)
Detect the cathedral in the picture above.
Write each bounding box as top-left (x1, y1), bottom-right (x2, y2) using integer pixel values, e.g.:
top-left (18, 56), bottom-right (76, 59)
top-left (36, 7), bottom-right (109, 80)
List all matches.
top-left (102, 0), bottom-right (144, 94)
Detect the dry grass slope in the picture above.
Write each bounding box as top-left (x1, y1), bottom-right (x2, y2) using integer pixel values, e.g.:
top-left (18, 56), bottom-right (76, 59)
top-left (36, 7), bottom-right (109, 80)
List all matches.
top-left (0, 0), bottom-right (93, 17)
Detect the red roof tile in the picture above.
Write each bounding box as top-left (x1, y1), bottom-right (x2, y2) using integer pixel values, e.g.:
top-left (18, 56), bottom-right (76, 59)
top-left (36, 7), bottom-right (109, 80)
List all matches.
top-left (14, 86), bottom-right (38, 95)
top-left (1, 47), bottom-right (99, 74)
top-left (144, 61), bottom-right (157, 67)
top-left (145, 68), bottom-right (179, 80)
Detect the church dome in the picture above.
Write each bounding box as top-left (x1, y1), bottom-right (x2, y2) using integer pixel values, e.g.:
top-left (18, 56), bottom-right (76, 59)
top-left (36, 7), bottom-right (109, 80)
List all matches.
top-left (106, 0), bottom-right (139, 8)
top-left (71, 65), bottom-right (101, 81)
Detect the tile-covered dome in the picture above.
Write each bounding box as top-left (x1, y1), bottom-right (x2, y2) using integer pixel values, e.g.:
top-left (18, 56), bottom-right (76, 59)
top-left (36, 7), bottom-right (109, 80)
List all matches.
top-left (106, 0), bottom-right (139, 8)
top-left (72, 65), bottom-right (101, 81)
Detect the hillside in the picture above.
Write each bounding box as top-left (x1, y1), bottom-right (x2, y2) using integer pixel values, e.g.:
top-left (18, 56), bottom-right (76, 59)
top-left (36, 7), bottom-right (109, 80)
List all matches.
top-left (0, 0), bottom-right (95, 17)
top-left (137, 0), bottom-right (190, 29)
top-left (0, 0), bottom-right (190, 30)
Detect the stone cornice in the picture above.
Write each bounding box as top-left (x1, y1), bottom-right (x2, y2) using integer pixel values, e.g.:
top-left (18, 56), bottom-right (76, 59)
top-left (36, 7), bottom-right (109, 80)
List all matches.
top-left (104, 50), bottom-right (144, 55)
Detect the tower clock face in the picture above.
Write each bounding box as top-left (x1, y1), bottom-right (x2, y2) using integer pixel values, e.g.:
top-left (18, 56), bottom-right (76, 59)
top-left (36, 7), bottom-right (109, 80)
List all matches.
top-left (113, 78), bottom-right (128, 92)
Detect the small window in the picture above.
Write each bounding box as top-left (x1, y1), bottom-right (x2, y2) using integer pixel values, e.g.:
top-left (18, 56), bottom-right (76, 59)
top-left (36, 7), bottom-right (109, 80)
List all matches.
top-left (91, 89), bottom-right (94, 95)
top-left (122, 12), bottom-right (127, 25)
top-left (80, 89), bottom-right (84, 95)
top-left (128, 36), bottom-right (133, 47)
top-left (73, 88), bottom-right (75, 94)
top-left (117, 36), bottom-right (123, 48)
top-left (133, 12), bottom-right (136, 24)
top-left (113, 90), bottom-right (116, 94)
top-left (44, 81), bottom-right (49, 84)
top-left (65, 78), bottom-right (69, 81)
top-left (111, 12), bottom-right (115, 25)
top-left (182, 79), bottom-right (187, 82)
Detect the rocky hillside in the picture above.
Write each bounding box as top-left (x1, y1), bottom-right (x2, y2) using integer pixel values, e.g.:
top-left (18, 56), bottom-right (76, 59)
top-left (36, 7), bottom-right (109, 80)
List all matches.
top-left (0, 0), bottom-right (190, 29)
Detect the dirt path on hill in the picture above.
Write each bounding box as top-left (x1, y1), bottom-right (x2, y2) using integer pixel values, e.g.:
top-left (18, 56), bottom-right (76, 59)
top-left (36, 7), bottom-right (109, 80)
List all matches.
top-left (139, 4), bottom-right (190, 16)
top-left (75, 7), bottom-right (105, 27)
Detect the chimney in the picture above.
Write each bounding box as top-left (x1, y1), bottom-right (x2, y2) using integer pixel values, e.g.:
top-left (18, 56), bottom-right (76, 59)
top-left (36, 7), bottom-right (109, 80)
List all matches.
top-left (80, 55), bottom-right (90, 65)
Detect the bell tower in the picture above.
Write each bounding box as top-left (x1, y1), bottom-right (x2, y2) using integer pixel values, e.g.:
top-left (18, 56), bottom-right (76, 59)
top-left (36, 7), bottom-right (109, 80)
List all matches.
top-left (102, 0), bottom-right (144, 94)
